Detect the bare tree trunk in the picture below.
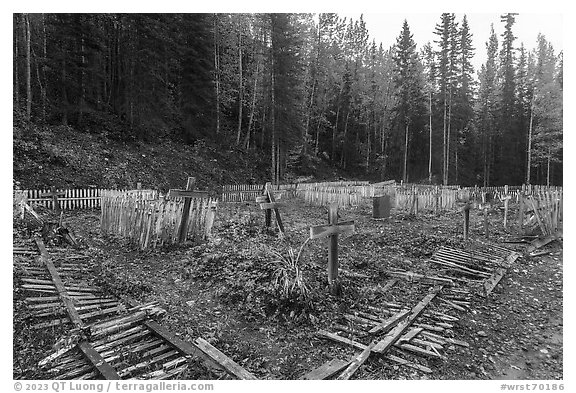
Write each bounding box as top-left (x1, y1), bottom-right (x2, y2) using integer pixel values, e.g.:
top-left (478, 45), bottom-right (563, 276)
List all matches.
top-left (547, 147), bottom-right (551, 186)
top-left (340, 111), bottom-right (350, 168)
top-left (245, 57), bottom-right (260, 149)
top-left (213, 14), bottom-right (221, 135)
top-left (403, 122), bottom-right (409, 183)
top-left (61, 56), bottom-right (68, 125)
top-left (315, 107), bottom-right (324, 155)
top-left (41, 14), bottom-right (47, 121)
top-left (25, 13), bottom-right (32, 121)
top-left (526, 96), bottom-right (534, 184)
top-left (332, 106), bottom-right (340, 162)
top-left (79, 37), bottom-right (87, 125)
top-left (14, 14), bottom-right (20, 104)
top-left (442, 92), bottom-right (447, 185)
top-left (304, 80), bottom-right (315, 153)
top-left (271, 53), bottom-right (276, 183)
top-left (366, 121), bottom-right (371, 170)
top-left (428, 90), bottom-right (433, 182)
top-left (455, 140), bottom-right (458, 184)
top-left (446, 87), bottom-right (453, 185)
top-left (236, 25), bottom-right (243, 145)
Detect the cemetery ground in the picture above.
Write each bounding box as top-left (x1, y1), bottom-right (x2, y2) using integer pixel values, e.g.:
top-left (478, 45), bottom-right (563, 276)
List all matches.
top-left (13, 198), bottom-right (562, 380)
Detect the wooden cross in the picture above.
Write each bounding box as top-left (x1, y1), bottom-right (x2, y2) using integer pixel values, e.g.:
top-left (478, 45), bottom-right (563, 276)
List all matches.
top-left (168, 177), bottom-right (209, 243)
top-left (40, 186), bottom-right (66, 213)
top-left (309, 202), bottom-right (355, 295)
top-left (255, 182), bottom-right (285, 234)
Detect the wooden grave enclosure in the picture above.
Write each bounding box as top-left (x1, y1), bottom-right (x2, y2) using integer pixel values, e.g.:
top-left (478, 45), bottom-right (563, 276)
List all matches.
top-left (100, 181), bottom-right (217, 250)
top-left (256, 182), bottom-right (285, 234)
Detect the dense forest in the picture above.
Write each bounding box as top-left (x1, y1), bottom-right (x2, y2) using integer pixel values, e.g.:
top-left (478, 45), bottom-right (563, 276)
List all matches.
top-left (13, 13), bottom-right (563, 186)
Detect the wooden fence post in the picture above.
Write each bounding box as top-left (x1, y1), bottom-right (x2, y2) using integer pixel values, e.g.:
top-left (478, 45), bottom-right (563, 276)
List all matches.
top-left (463, 203), bottom-right (470, 240)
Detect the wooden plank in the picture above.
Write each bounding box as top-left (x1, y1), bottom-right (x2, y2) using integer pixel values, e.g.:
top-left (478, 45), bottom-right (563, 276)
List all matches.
top-left (368, 309), bottom-right (410, 335)
top-left (373, 286), bottom-right (442, 353)
top-left (300, 358), bottom-right (351, 380)
top-left (143, 321), bottom-right (228, 377)
top-left (168, 190), bottom-right (209, 199)
top-left (316, 330), bottom-right (366, 351)
top-left (34, 237), bottom-right (84, 328)
top-left (77, 341), bottom-right (120, 380)
top-left (527, 231), bottom-right (561, 253)
top-left (482, 252), bottom-right (520, 297)
top-left (194, 337), bottom-right (257, 380)
top-left (309, 221), bottom-right (355, 239)
top-left (336, 340), bottom-right (377, 380)
top-left (398, 327), bottom-right (423, 343)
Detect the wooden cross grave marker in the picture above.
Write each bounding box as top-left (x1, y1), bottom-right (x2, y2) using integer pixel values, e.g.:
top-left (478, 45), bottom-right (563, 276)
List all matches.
top-left (309, 202), bottom-right (355, 295)
top-left (168, 177), bottom-right (209, 243)
top-left (255, 182), bottom-right (285, 234)
top-left (40, 186), bottom-right (66, 214)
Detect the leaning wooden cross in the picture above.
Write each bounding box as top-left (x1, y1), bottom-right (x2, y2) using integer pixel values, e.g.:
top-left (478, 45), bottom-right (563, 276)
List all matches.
top-left (168, 177), bottom-right (209, 243)
top-left (255, 182), bottom-right (285, 234)
top-left (309, 202), bottom-right (355, 295)
top-left (40, 186), bottom-right (66, 213)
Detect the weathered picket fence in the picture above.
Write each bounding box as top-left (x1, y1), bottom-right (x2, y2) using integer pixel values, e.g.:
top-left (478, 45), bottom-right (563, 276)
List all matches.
top-left (521, 189), bottom-right (563, 235)
top-left (16, 188), bottom-right (106, 210)
top-left (221, 180), bottom-right (370, 202)
top-left (296, 187), bottom-right (361, 208)
top-left (394, 188), bottom-right (460, 213)
top-left (100, 190), bottom-right (218, 249)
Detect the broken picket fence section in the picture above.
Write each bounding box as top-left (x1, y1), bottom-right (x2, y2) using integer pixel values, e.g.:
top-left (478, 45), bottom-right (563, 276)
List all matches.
top-left (15, 188), bottom-right (107, 210)
top-left (100, 189), bottom-right (217, 249)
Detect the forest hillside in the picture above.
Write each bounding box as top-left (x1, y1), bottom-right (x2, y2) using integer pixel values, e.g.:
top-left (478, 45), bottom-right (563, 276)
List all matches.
top-left (13, 13), bottom-right (563, 187)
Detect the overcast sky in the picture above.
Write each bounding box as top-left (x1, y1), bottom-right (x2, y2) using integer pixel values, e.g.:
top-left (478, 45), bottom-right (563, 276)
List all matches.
top-left (343, 13), bottom-right (562, 74)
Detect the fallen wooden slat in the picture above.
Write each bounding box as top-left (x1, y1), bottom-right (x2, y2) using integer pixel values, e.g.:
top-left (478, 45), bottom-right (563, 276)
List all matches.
top-left (317, 330), bottom-right (366, 351)
top-left (438, 297), bottom-right (467, 312)
top-left (420, 331), bottom-right (469, 347)
top-left (398, 327), bottom-right (423, 343)
top-left (385, 354), bottom-right (432, 373)
top-left (527, 231), bottom-right (561, 253)
top-left (34, 237), bottom-right (84, 328)
top-left (482, 252), bottom-right (520, 297)
top-left (344, 313), bottom-right (379, 327)
top-left (194, 337), bottom-right (257, 380)
top-left (368, 309), bottom-right (410, 335)
top-left (396, 343), bottom-right (443, 359)
top-left (300, 358), bottom-right (351, 380)
top-left (336, 340), bottom-right (377, 380)
top-left (386, 270), bottom-right (454, 286)
top-left (77, 341), bottom-right (120, 380)
top-left (380, 279), bottom-right (398, 293)
top-left (430, 258), bottom-right (491, 278)
top-left (413, 323), bottom-right (444, 333)
top-left (143, 321), bottom-right (228, 378)
top-left (373, 286), bottom-right (443, 353)
top-left (332, 324), bottom-right (369, 337)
